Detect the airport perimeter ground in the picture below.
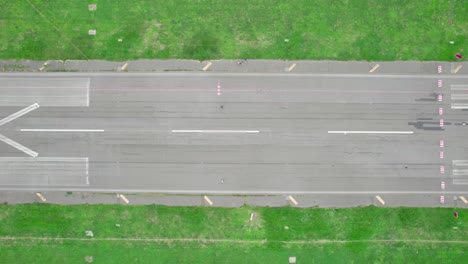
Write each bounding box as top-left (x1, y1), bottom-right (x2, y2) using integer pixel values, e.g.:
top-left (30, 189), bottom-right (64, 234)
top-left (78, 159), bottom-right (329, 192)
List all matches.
top-left (0, 0), bottom-right (466, 61)
top-left (0, 205), bottom-right (466, 263)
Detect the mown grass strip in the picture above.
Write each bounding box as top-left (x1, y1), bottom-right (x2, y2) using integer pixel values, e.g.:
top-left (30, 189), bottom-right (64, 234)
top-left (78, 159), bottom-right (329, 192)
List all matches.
top-left (1, 0), bottom-right (466, 61)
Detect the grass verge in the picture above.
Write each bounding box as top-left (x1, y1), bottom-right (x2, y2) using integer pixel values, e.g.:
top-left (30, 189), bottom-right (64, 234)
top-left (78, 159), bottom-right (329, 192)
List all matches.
top-left (0, 204), bottom-right (466, 263)
top-left (0, 0), bottom-right (466, 61)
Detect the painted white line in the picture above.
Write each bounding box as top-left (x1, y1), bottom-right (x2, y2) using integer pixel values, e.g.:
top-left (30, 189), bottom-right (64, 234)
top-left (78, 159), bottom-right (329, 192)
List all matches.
top-left (451, 103), bottom-right (468, 109)
top-left (288, 63), bottom-right (297, 72)
top-left (250, 213), bottom-right (255, 221)
top-left (0, 103), bottom-right (40, 127)
top-left (288, 195), bottom-right (298, 206)
top-left (451, 85), bottom-right (468, 90)
top-left (328, 131), bottom-right (414, 134)
top-left (453, 160), bottom-right (468, 166)
top-left (375, 195), bottom-right (385, 205)
top-left (453, 179), bottom-right (468, 185)
top-left (20, 129), bottom-right (105, 132)
top-left (35, 193), bottom-right (46, 202)
top-left (437, 80), bottom-right (442, 87)
top-left (369, 64), bottom-right (380, 73)
top-left (0, 134), bottom-right (38, 157)
top-left (86, 176), bottom-right (90, 185)
top-left (441, 182), bottom-right (445, 190)
top-left (204, 195), bottom-right (213, 206)
top-left (86, 78), bottom-right (90, 107)
top-left (460, 196), bottom-right (468, 204)
top-left (437, 65), bottom-right (442, 73)
top-left (454, 65), bottom-right (463, 73)
top-left (438, 94), bottom-right (443, 102)
top-left (440, 119), bottom-right (444, 127)
top-left (440, 151), bottom-right (444, 159)
top-left (440, 196), bottom-right (445, 204)
top-left (172, 130), bottom-right (260, 133)
top-left (438, 107), bottom-right (443, 115)
top-left (440, 166), bottom-right (445, 174)
top-left (120, 63), bottom-right (128, 71)
top-left (452, 170), bottom-right (468, 176)
top-left (118, 194), bottom-right (129, 204)
top-left (202, 62), bottom-right (212, 71)
top-left (451, 94), bottom-right (468, 100)
top-left (440, 139), bottom-right (444, 148)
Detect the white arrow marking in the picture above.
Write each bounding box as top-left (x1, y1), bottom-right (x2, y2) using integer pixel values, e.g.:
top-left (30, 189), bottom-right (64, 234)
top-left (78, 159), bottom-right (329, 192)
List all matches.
top-left (0, 103), bottom-right (39, 127)
top-left (0, 134), bottom-right (38, 157)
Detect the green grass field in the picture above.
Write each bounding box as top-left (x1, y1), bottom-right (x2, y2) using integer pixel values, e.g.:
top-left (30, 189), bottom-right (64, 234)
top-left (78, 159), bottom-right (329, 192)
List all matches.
top-left (0, 204), bottom-right (466, 263)
top-left (0, 0), bottom-right (466, 61)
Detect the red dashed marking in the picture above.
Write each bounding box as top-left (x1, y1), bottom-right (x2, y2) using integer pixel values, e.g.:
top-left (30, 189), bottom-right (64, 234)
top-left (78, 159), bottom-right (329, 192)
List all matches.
top-left (438, 107), bottom-right (443, 115)
top-left (441, 181), bottom-right (446, 190)
top-left (438, 94), bottom-right (443, 102)
top-left (440, 166), bottom-right (445, 174)
top-left (440, 119), bottom-right (444, 127)
top-left (440, 151), bottom-right (444, 159)
top-left (440, 196), bottom-right (445, 203)
top-left (438, 66), bottom-right (442, 73)
top-left (438, 80), bottom-right (443, 87)
top-left (440, 140), bottom-right (444, 148)
top-left (217, 81), bottom-right (221, 96)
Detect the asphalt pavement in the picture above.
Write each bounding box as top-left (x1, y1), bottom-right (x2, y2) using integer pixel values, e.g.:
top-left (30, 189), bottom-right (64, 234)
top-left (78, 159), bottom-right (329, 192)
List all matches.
top-left (0, 62), bottom-right (467, 207)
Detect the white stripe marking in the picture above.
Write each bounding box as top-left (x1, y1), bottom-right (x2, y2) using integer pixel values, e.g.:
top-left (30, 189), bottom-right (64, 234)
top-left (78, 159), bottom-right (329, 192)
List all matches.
top-left (451, 85), bottom-right (468, 90)
top-left (202, 62), bottom-right (213, 71)
top-left (0, 134), bottom-right (38, 157)
top-left (328, 131), bottom-right (413, 134)
top-left (118, 194), bottom-right (129, 204)
top-left (453, 65), bottom-right (463, 73)
top-left (0, 103), bottom-right (39, 127)
top-left (86, 78), bottom-right (90, 107)
top-left (375, 195), bottom-right (385, 205)
top-left (20, 129), bottom-right (104, 132)
top-left (453, 160), bottom-right (468, 166)
top-left (120, 63), bottom-right (128, 71)
top-left (172, 130), bottom-right (260, 133)
top-left (369, 64), bottom-right (380, 73)
top-left (288, 63), bottom-right (297, 72)
top-left (288, 195), bottom-right (298, 206)
top-left (204, 195), bottom-right (213, 206)
top-left (35, 193), bottom-right (46, 202)
top-left (460, 196), bottom-right (468, 204)
top-left (451, 103), bottom-right (468, 109)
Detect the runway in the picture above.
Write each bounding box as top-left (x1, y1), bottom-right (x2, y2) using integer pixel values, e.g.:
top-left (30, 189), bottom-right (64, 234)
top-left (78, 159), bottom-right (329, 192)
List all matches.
top-left (0, 72), bottom-right (467, 194)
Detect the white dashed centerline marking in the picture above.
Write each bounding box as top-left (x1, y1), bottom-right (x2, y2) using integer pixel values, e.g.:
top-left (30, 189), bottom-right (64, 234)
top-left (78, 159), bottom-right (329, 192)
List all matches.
top-left (172, 130), bottom-right (260, 133)
top-left (20, 129), bottom-right (105, 132)
top-left (328, 131), bottom-right (414, 134)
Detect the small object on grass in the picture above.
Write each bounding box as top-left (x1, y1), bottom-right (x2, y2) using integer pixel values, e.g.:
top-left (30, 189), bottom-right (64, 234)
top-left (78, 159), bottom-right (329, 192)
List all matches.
top-left (88, 4), bottom-right (97, 11)
top-left (116, 224), bottom-right (121, 227)
top-left (284, 39), bottom-right (289, 42)
top-left (284, 226), bottom-right (289, 230)
top-left (449, 41), bottom-right (454, 44)
top-left (85, 230), bottom-right (94, 237)
top-left (289, 256), bottom-right (296, 263)
top-left (88, 30), bottom-right (96, 36)
top-left (455, 53), bottom-right (463, 59)
top-left (454, 212), bottom-right (459, 218)
top-left (85, 256), bottom-right (93, 262)
top-left (118, 38), bottom-right (123, 42)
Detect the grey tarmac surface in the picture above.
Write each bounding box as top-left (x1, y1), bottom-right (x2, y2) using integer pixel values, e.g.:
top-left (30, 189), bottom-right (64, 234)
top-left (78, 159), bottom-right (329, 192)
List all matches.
top-left (1, 72), bottom-right (467, 192)
top-left (0, 63), bottom-right (467, 207)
